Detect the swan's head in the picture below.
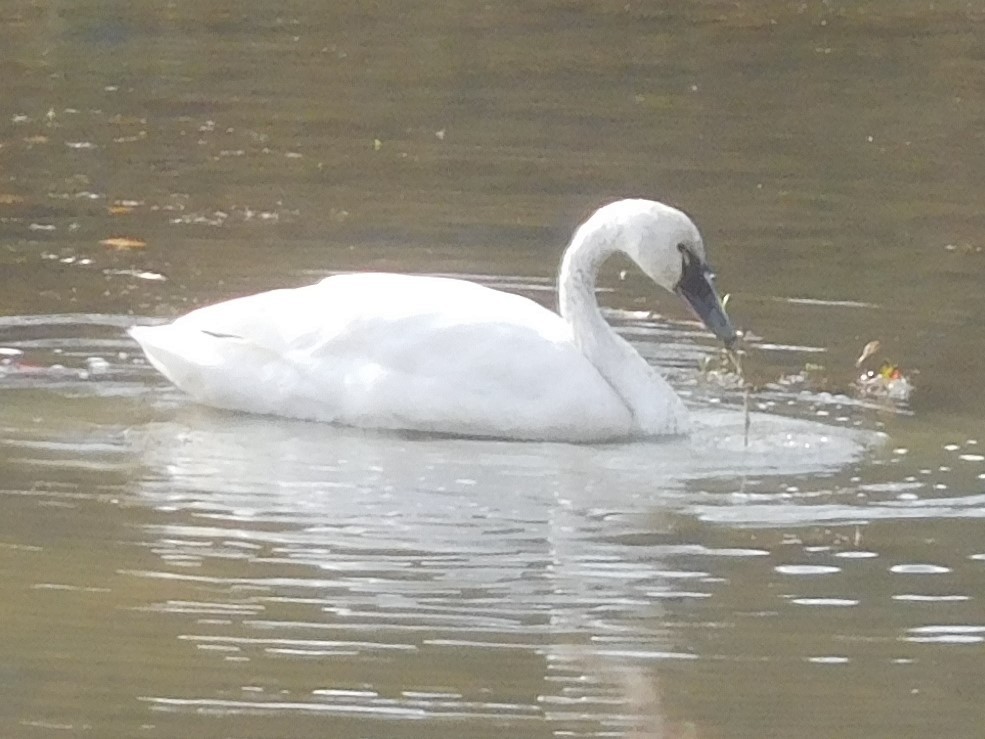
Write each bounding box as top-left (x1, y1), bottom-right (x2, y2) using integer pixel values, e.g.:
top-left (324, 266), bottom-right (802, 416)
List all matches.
top-left (600, 199), bottom-right (738, 347)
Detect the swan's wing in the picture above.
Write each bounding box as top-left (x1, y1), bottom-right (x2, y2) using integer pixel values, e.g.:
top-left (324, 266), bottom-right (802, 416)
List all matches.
top-left (131, 274), bottom-right (633, 440)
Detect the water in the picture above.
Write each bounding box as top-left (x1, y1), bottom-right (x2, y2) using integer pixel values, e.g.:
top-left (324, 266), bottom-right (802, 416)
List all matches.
top-left (2, 1), bottom-right (985, 737)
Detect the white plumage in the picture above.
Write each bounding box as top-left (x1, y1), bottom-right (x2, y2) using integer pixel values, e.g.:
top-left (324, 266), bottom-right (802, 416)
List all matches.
top-left (130, 199), bottom-right (736, 442)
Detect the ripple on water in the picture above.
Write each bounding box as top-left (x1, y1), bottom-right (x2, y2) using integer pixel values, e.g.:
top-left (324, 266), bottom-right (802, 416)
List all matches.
top-left (774, 565), bottom-right (841, 575)
top-left (692, 491), bottom-right (985, 526)
top-left (889, 564), bottom-right (951, 575)
top-left (789, 598), bottom-right (859, 607)
top-left (3, 304), bottom-right (977, 735)
top-left (905, 626), bottom-right (985, 644)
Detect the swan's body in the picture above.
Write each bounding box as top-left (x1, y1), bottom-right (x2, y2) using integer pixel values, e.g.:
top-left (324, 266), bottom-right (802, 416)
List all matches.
top-left (130, 199), bottom-right (736, 442)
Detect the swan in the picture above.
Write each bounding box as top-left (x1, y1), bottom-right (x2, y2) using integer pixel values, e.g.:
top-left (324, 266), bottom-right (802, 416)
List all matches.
top-left (129, 199), bottom-right (737, 442)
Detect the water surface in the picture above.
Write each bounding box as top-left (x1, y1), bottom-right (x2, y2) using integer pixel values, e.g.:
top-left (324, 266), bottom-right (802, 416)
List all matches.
top-left (2, 2), bottom-right (985, 737)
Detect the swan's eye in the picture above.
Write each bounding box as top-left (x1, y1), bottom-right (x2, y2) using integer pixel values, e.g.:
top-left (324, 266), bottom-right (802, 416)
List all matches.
top-left (677, 243), bottom-right (693, 267)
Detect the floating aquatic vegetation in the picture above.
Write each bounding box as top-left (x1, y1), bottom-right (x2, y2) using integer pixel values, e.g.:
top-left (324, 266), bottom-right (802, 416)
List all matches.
top-left (698, 347), bottom-right (746, 391)
top-left (856, 361), bottom-right (913, 402)
top-left (108, 199), bottom-right (143, 215)
top-left (699, 344), bottom-right (752, 446)
top-left (772, 362), bottom-right (829, 391)
top-left (100, 236), bottom-right (147, 250)
top-left (854, 339), bottom-right (913, 402)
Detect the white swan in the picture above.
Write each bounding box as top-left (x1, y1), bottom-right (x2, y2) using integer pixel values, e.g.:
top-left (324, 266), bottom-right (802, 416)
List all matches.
top-left (129, 199), bottom-right (736, 442)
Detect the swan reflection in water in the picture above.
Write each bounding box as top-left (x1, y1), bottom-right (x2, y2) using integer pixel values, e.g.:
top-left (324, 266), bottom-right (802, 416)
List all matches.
top-left (126, 407), bottom-right (878, 729)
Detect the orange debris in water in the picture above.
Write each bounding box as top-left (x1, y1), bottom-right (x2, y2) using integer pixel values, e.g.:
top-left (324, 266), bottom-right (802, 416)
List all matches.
top-left (99, 236), bottom-right (147, 250)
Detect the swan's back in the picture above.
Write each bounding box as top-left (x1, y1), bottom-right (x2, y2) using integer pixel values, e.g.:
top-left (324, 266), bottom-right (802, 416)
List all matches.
top-left (130, 273), bottom-right (634, 441)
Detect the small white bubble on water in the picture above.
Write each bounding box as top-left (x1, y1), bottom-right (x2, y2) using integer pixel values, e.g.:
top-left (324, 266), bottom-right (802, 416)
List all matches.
top-left (892, 594), bottom-right (969, 602)
top-left (807, 656), bottom-right (850, 664)
top-left (897, 492), bottom-right (919, 500)
top-left (893, 448), bottom-right (908, 455)
top-left (944, 443), bottom-right (961, 451)
top-left (835, 550), bottom-right (878, 559)
top-left (959, 454), bottom-right (985, 462)
top-left (912, 625), bottom-right (985, 635)
top-left (906, 634), bottom-right (984, 644)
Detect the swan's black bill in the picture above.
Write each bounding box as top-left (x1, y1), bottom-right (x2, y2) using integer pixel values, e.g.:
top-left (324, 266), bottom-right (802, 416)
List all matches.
top-left (675, 254), bottom-right (738, 348)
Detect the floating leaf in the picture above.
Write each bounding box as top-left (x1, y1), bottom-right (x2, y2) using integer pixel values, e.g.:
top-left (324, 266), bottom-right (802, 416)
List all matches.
top-left (107, 205), bottom-right (134, 215)
top-left (0, 193), bottom-right (25, 205)
top-left (100, 236), bottom-right (146, 250)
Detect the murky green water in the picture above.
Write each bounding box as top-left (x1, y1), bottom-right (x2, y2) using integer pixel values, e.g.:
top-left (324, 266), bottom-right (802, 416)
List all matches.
top-left (2, 2), bottom-right (985, 737)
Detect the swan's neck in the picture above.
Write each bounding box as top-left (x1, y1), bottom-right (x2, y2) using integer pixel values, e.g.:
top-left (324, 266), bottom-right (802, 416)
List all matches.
top-left (558, 222), bottom-right (688, 435)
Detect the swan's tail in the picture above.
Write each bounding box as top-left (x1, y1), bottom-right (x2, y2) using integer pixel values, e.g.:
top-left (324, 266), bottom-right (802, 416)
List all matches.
top-left (128, 324), bottom-right (297, 414)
